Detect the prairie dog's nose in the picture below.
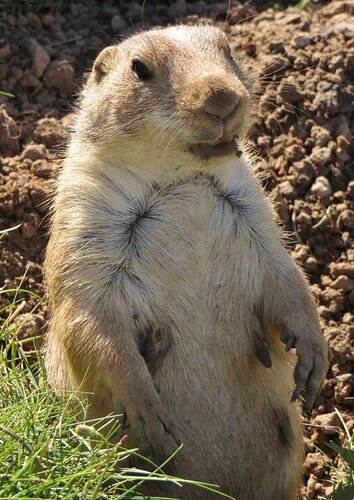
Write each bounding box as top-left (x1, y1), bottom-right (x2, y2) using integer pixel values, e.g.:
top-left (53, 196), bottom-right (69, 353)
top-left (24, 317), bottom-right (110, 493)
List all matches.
top-left (202, 88), bottom-right (240, 120)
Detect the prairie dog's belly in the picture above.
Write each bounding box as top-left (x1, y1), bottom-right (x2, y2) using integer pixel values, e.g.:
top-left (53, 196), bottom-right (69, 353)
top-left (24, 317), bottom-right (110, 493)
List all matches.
top-left (72, 168), bottom-right (267, 364)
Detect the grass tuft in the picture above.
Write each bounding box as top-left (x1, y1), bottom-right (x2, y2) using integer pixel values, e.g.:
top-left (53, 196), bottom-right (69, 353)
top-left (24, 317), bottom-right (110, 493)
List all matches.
top-left (325, 411), bottom-right (354, 500)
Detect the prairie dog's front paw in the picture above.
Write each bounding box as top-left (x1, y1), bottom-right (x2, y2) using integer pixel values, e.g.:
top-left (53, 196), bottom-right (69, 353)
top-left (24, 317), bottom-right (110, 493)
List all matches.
top-left (126, 395), bottom-right (181, 463)
top-left (281, 326), bottom-right (329, 411)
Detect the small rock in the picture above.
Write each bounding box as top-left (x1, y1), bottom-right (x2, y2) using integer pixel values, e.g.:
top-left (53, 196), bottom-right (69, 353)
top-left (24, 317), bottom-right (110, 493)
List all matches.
top-left (328, 54), bottom-right (344, 71)
top-left (303, 452), bottom-right (327, 477)
top-left (15, 312), bottom-right (45, 344)
top-left (29, 186), bottom-right (47, 212)
top-left (0, 39), bottom-right (10, 60)
top-left (337, 209), bottom-right (354, 230)
top-left (243, 43), bottom-right (256, 57)
top-left (323, 1), bottom-right (354, 17)
top-left (311, 176), bottom-right (332, 199)
top-left (335, 22), bottom-right (354, 38)
top-left (278, 180), bottom-right (297, 200)
top-left (304, 256), bottom-right (319, 273)
top-left (278, 79), bottom-right (303, 103)
top-left (310, 147), bottom-right (332, 167)
top-left (42, 13), bottom-right (55, 27)
top-left (110, 14), bottom-right (127, 32)
top-left (311, 126), bottom-right (331, 147)
top-left (21, 143), bottom-right (48, 161)
top-left (330, 275), bottom-right (354, 293)
top-left (43, 59), bottom-right (75, 93)
top-left (0, 105), bottom-right (20, 154)
top-left (296, 212), bottom-right (312, 226)
top-left (321, 275), bottom-right (333, 287)
top-left (314, 412), bottom-right (340, 434)
top-left (348, 180), bottom-right (354, 197)
top-left (282, 13), bottom-right (301, 25)
top-left (293, 35), bottom-right (312, 49)
top-left (22, 222), bottom-right (36, 239)
top-left (329, 262), bottom-right (354, 279)
top-left (318, 305), bottom-right (331, 321)
top-left (30, 39), bottom-right (50, 78)
top-left (286, 144), bottom-right (305, 162)
top-left (292, 160), bottom-right (314, 180)
top-left (32, 117), bottom-right (67, 147)
top-left (31, 159), bottom-right (56, 179)
top-left (269, 41), bottom-right (285, 54)
top-left (20, 69), bottom-right (41, 88)
top-left (336, 135), bottom-right (350, 165)
top-left (343, 312), bottom-right (354, 325)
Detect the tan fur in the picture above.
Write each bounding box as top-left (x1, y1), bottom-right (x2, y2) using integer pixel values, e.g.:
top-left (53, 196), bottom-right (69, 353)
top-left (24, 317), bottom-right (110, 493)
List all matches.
top-left (44, 25), bottom-right (328, 499)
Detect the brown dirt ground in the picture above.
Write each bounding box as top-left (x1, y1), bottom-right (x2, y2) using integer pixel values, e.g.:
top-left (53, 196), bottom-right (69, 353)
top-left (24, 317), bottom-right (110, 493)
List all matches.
top-left (0, 1), bottom-right (353, 498)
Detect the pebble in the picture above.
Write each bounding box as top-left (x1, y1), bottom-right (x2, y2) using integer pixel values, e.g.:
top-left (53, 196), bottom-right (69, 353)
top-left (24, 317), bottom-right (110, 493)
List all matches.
top-left (311, 176), bottom-right (332, 199)
top-left (342, 312), bottom-right (354, 325)
top-left (21, 143), bottom-right (48, 161)
top-left (0, 106), bottom-right (20, 154)
top-left (278, 79), bottom-right (303, 103)
top-left (293, 35), bottom-right (312, 49)
top-left (43, 59), bottom-right (76, 93)
top-left (310, 147), bottom-right (332, 167)
top-left (30, 39), bottom-right (50, 78)
top-left (314, 412), bottom-right (341, 434)
top-left (269, 41), bottom-right (285, 54)
top-left (42, 14), bottom-right (55, 27)
top-left (330, 275), bottom-right (354, 293)
top-left (278, 180), bottom-right (297, 200)
top-left (311, 126), bottom-right (330, 147)
top-left (22, 222), bottom-right (36, 239)
top-left (338, 209), bottom-right (354, 230)
top-left (20, 69), bottom-right (41, 88)
top-left (329, 262), bottom-right (354, 279)
top-left (31, 159), bottom-right (55, 179)
top-left (335, 22), bottom-right (354, 38)
top-left (32, 117), bottom-right (67, 147)
top-left (0, 40), bottom-right (10, 60)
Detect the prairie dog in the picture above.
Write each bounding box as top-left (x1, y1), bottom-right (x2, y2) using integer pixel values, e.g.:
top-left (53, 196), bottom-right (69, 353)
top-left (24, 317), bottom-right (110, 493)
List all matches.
top-left (45, 25), bottom-right (328, 499)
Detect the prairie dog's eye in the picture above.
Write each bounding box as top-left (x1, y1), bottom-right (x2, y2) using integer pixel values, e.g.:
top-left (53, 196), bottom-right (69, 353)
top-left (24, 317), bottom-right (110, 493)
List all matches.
top-left (132, 59), bottom-right (151, 80)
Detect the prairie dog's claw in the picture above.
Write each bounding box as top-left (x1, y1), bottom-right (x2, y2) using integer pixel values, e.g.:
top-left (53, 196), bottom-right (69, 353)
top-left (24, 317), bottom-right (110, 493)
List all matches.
top-left (281, 326), bottom-right (328, 411)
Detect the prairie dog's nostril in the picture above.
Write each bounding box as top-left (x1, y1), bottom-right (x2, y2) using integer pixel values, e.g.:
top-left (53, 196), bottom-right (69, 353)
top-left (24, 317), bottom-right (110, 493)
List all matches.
top-left (202, 89), bottom-right (240, 120)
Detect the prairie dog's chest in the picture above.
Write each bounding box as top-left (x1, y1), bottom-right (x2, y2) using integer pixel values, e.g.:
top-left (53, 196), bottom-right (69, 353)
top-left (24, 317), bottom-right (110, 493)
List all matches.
top-left (93, 173), bottom-right (251, 266)
top-left (70, 165), bottom-right (266, 306)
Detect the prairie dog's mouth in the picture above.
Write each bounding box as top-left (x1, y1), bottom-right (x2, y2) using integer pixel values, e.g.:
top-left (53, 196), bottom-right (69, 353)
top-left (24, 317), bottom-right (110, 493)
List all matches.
top-left (189, 132), bottom-right (241, 160)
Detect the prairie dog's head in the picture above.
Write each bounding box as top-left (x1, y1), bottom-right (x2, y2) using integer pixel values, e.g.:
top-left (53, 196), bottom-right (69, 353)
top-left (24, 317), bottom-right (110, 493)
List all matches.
top-left (76, 25), bottom-right (252, 174)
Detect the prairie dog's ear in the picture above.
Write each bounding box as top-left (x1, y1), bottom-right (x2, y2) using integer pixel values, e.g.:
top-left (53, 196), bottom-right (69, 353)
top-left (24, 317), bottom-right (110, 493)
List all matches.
top-left (92, 46), bottom-right (119, 83)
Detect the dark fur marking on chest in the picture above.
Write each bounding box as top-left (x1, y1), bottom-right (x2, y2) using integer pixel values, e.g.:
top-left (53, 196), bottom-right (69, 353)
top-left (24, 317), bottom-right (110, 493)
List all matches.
top-left (126, 209), bottom-right (159, 257)
top-left (191, 172), bottom-right (245, 214)
top-left (272, 406), bottom-right (293, 450)
top-left (139, 326), bottom-right (172, 374)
